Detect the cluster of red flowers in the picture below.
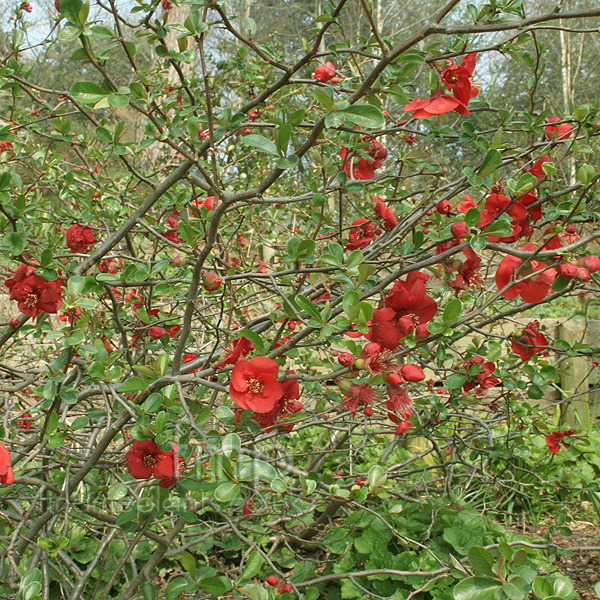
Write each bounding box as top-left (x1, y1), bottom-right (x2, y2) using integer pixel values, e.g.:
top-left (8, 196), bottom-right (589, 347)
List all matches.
top-left (546, 429), bottom-right (575, 454)
top-left (0, 442), bottom-right (14, 485)
top-left (511, 321), bottom-right (549, 361)
top-left (405, 53), bottom-right (478, 118)
top-left (229, 357), bottom-right (302, 431)
top-left (126, 440), bottom-right (184, 488)
top-left (66, 224), bottom-right (96, 254)
top-left (6, 263), bottom-right (63, 317)
top-left (365, 271), bottom-right (437, 350)
top-left (313, 61), bottom-right (342, 84)
top-left (495, 243), bottom-right (557, 304)
top-left (337, 344), bottom-right (425, 432)
top-left (340, 137), bottom-right (387, 180)
top-left (462, 356), bottom-right (500, 396)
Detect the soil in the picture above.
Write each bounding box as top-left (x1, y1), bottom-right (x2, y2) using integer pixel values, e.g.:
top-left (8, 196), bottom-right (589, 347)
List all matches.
top-left (510, 516), bottom-right (600, 600)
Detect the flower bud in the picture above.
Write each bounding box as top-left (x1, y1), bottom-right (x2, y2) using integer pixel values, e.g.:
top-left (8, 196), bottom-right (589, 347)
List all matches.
top-left (415, 324), bottom-right (430, 340)
top-left (149, 326), bottom-right (167, 339)
top-left (202, 271), bottom-right (222, 291)
top-left (338, 352), bottom-right (355, 367)
top-left (400, 364), bottom-right (425, 382)
top-left (266, 576), bottom-right (279, 587)
top-left (451, 221), bottom-right (470, 239)
top-left (577, 255), bottom-right (600, 273)
top-left (386, 372), bottom-right (404, 386)
top-left (559, 263), bottom-right (579, 279)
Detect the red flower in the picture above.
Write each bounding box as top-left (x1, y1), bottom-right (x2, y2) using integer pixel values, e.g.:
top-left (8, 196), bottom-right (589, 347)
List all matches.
top-left (347, 218), bottom-right (375, 250)
top-left (242, 497), bottom-right (254, 516)
top-left (365, 308), bottom-right (404, 350)
top-left (511, 320), bottom-right (548, 361)
top-left (404, 87), bottom-right (469, 119)
top-left (340, 138), bottom-right (387, 180)
top-left (436, 200), bottom-right (452, 214)
top-left (66, 224), bottom-right (96, 254)
top-left (386, 385), bottom-right (414, 424)
top-left (527, 155), bottom-right (551, 180)
top-left (0, 443), bottom-right (14, 485)
top-left (462, 356), bottom-right (499, 394)
top-left (230, 357), bottom-right (284, 413)
top-left (313, 61), bottom-right (341, 83)
top-left (253, 376), bottom-right (302, 431)
top-left (545, 117), bottom-right (572, 140)
top-left (441, 53), bottom-right (478, 106)
top-left (546, 429), bottom-right (575, 454)
top-left (357, 342), bottom-right (395, 374)
top-left (16, 412), bottom-right (32, 430)
top-left (372, 197), bottom-right (398, 230)
top-left (341, 382), bottom-right (379, 417)
top-left (6, 264), bottom-right (63, 317)
top-left (495, 243), bottom-right (557, 304)
top-left (156, 445), bottom-right (185, 488)
top-left (384, 271), bottom-right (438, 325)
top-left (126, 439), bottom-right (176, 483)
top-left (449, 247), bottom-right (482, 296)
top-left (457, 194), bottom-right (477, 213)
top-left (214, 337), bottom-right (254, 370)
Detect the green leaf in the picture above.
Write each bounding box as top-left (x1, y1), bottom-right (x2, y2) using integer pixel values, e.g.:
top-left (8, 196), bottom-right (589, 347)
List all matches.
top-left (95, 126), bottom-right (112, 143)
top-left (199, 577), bottom-right (232, 596)
top-left (454, 577), bottom-right (502, 600)
top-left (118, 377), bottom-right (147, 393)
top-left (293, 295), bottom-right (322, 322)
top-left (532, 576), bottom-right (553, 599)
top-left (340, 104), bottom-right (385, 130)
top-left (238, 584), bottom-right (269, 600)
top-left (59, 0), bottom-right (83, 24)
top-left (214, 481), bottom-right (240, 503)
top-left (107, 482), bottom-right (127, 500)
top-left (71, 81), bottom-right (109, 104)
top-left (165, 577), bottom-right (188, 600)
top-left (222, 432), bottom-right (241, 459)
top-left (446, 374), bottom-right (468, 390)
top-left (368, 465), bottom-right (387, 490)
top-left (141, 582), bottom-right (156, 600)
top-left (465, 208), bottom-right (481, 228)
top-left (240, 134), bottom-right (279, 156)
top-left (240, 550), bottom-right (264, 581)
top-left (443, 298), bottom-right (463, 324)
top-left (271, 478), bottom-right (288, 493)
top-left (503, 576), bottom-right (530, 600)
top-left (468, 546), bottom-right (495, 577)
top-left (477, 149), bottom-right (502, 178)
top-left (67, 275), bottom-right (85, 295)
top-left (276, 154), bottom-right (299, 170)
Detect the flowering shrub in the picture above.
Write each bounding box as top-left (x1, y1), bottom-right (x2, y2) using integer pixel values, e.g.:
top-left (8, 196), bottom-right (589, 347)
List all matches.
top-left (0, 0), bottom-right (599, 598)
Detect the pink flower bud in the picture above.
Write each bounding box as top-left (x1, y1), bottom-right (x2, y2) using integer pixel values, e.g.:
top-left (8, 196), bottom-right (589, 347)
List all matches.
top-left (266, 576), bottom-right (279, 587)
top-left (400, 364), bottom-right (425, 382)
top-left (202, 271), bottom-right (222, 291)
top-left (559, 263), bottom-right (579, 279)
top-left (416, 324), bottom-right (430, 340)
top-left (397, 316), bottom-right (415, 336)
top-left (451, 221), bottom-right (470, 239)
top-left (386, 372), bottom-right (404, 386)
top-left (149, 326), bottom-right (167, 339)
top-left (577, 256), bottom-right (600, 273)
top-left (577, 268), bottom-right (591, 282)
top-left (338, 352), bottom-right (355, 367)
